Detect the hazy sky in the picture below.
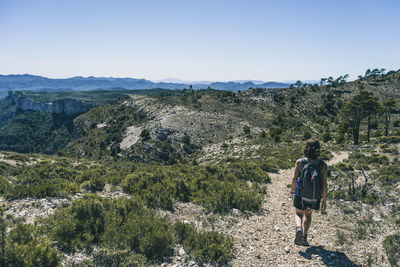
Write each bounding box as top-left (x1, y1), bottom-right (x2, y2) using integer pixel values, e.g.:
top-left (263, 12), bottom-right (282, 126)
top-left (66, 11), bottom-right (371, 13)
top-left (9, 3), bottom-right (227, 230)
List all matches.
top-left (1, 0), bottom-right (399, 82)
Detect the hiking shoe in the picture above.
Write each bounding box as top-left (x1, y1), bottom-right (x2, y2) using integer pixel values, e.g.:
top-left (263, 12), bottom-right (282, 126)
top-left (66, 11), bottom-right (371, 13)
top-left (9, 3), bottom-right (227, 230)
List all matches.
top-left (294, 229), bottom-right (303, 245)
top-left (302, 235), bottom-right (309, 246)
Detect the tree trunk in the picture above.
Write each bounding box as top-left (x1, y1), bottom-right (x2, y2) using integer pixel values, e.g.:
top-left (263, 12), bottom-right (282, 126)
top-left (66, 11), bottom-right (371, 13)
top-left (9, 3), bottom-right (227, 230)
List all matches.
top-left (353, 120), bottom-right (360, 145)
top-left (385, 113), bottom-right (390, 136)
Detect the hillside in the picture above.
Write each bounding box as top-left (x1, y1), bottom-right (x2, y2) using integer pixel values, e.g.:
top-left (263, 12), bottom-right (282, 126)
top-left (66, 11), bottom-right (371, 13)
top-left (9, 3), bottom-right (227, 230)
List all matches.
top-left (0, 70), bottom-right (399, 266)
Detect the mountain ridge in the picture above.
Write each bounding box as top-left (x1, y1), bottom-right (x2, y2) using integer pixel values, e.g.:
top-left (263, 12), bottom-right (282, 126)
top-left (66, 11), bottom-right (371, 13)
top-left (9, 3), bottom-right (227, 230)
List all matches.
top-left (0, 74), bottom-right (290, 96)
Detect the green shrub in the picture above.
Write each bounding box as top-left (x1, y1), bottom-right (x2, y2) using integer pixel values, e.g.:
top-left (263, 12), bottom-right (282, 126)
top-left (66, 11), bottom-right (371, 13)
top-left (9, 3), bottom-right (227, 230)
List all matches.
top-left (47, 195), bottom-right (175, 261)
top-left (329, 190), bottom-right (347, 200)
top-left (379, 136), bottom-right (400, 143)
top-left (393, 119), bottom-right (400, 127)
top-left (81, 176), bottom-right (106, 192)
top-left (303, 131), bottom-right (312, 140)
top-left (121, 164), bottom-right (265, 213)
top-left (101, 198), bottom-right (174, 261)
top-left (377, 164), bottom-right (400, 184)
top-left (269, 127), bottom-right (282, 142)
top-left (185, 230), bottom-right (234, 264)
top-left (5, 181), bottom-right (78, 200)
top-left (49, 194), bottom-right (106, 250)
top-left (383, 234), bottom-right (400, 267)
top-left (4, 224), bottom-right (60, 267)
top-left (0, 176), bottom-right (10, 195)
top-left (174, 222), bottom-right (234, 264)
top-left (259, 160), bottom-right (280, 173)
top-left (122, 169), bottom-right (176, 210)
top-left (349, 153), bottom-right (389, 166)
top-left (243, 125), bottom-right (251, 135)
top-left (322, 130), bottom-right (332, 142)
top-left (229, 162), bottom-right (270, 183)
top-left (93, 248), bottom-right (151, 267)
top-left (379, 143), bottom-right (389, 149)
top-left (173, 221), bottom-right (197, 244)
top-left (319, 149), bottom-right (333, 160)
top-left (333, 163), bottom-right (354, 171)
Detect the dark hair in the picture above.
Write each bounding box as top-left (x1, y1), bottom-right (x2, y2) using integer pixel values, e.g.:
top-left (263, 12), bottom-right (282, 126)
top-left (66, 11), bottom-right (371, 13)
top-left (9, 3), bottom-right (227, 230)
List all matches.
top-left (304, 139), bottom-right (321, 160)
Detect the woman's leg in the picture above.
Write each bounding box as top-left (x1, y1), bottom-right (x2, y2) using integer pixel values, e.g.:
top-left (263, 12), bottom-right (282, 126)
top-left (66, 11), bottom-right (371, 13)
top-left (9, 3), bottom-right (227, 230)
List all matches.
top-left (295, 208), bottom-right (304, 230)
top-left (303, 208), bottom-right (313, 235)
top-left (294, 208), bottom-right (304, 245)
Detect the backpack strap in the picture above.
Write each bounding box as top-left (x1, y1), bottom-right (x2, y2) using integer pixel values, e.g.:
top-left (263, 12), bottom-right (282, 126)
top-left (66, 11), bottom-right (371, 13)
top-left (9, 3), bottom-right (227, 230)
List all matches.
top-left (315, 159), bottom-right (324, 172)
top-left (300, 158), bottom-right (309, 170)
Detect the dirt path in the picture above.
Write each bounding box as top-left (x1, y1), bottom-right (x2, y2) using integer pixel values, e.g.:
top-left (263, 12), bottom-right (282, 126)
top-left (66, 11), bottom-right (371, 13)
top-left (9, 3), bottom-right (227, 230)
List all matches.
top-left (228, 151), bottom-right (356, 266)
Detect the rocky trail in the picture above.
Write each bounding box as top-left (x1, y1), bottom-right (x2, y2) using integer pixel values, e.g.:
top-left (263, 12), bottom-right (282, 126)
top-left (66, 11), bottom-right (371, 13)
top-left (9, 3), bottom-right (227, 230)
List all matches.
top-left (226, 152), bottom-right (357, 267)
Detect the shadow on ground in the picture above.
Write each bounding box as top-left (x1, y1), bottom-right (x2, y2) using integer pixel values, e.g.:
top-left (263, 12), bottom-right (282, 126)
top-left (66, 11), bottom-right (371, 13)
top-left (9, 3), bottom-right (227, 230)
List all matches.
top-left (298, 245), bottom-right (360, 267)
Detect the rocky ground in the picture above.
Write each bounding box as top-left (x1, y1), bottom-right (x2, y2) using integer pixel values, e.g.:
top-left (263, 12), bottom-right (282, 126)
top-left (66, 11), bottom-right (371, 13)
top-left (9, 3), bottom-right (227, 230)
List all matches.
top-left (161, 152), bottom-right (395, 267)
top-left (124, 95), bottom-right (257, 150)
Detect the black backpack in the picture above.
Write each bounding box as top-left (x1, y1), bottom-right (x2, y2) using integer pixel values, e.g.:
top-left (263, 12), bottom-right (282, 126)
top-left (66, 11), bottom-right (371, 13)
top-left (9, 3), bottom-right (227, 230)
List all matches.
top-left (295, 158), bottom-right (323, 208)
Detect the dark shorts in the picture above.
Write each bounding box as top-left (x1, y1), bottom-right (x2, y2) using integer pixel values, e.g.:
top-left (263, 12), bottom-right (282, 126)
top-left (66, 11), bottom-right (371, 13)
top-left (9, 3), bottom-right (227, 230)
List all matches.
top-left (294, 195), bottom-right (320, 211)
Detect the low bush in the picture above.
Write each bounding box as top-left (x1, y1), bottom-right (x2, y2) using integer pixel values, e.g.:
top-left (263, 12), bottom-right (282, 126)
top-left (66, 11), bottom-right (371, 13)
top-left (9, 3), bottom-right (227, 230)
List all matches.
top-left (348, 153), bottom-right (389, 166)
top-left (45, 195), bottom-right (234, 264)
top-left (383, 234), bottom-right (400, 267)
top-left (174, 222), bottom-right (234, 264)
top-left (377, 164), bottom-right (400, 184)
top-left (378, 135), bottom-right (400, 144)
top-left (332, 163), bottom-right (354, 171)
top-left (0, 176), bottom-right (10, 194)
top-left (49, 194), bottom-right (106, 250)
top-left (3, 224), bottom-right (60, 267)
top-left (93, 248), bottom-right (151, 267)
top-left (228, 162), bottom-right (270, 183)
top-left (259, 160), bottom-right (280, 173)
top-left (122, 163), bottom-right (266, 213)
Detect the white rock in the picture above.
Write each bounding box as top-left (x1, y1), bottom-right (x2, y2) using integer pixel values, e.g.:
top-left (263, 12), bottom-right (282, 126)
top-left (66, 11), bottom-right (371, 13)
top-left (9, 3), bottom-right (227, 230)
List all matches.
top-left (284, 246), bottom-right (290, 253)
top-left (372, 215), bottom-right (382, 222)
top-left (230, 208), bottom-right (241, 216)
top-left (274, 225), bottom-right (280, 232)
top-left (178, 247), bottom-right (186, 256)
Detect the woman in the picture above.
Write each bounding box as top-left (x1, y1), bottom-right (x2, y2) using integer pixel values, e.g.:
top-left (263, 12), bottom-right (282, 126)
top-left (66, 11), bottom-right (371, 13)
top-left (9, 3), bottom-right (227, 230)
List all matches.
top-left (290, 139), bottom-right (328, 246)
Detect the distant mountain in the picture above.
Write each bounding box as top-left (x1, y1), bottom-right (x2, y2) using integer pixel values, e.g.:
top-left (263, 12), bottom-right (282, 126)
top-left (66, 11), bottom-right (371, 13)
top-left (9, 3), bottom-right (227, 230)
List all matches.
top-left (0, 74), bottom-right (290, 96)
top-left (209, 81), bottom-right (289, 91)
top-left (154, 78), bottom-right (213, 84)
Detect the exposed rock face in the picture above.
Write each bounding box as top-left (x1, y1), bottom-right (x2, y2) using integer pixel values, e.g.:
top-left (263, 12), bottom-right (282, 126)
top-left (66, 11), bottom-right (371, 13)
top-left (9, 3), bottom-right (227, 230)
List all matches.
top-left (120, 126), bottom-right (143, 149)
top-left (53, 98), bottom-right (92, 116)
top-left (9, 91), bottom-right (93, 116)
top-left (10, 93), bottom-right (52, 112)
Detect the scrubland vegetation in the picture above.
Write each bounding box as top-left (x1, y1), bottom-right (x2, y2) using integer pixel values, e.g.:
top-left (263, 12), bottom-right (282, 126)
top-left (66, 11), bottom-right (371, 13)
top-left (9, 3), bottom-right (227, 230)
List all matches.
top-left (0, 69), bottom-right (399, 266)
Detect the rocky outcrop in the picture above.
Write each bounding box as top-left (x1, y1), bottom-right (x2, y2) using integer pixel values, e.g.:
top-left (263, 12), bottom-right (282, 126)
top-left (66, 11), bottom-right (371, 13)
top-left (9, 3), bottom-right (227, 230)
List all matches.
top-left (10, 92), bottom-right (52, 112)
top-left (53, 98), bottom-right (92, 116)
top-left (9, 91), bottom-right (93, 116)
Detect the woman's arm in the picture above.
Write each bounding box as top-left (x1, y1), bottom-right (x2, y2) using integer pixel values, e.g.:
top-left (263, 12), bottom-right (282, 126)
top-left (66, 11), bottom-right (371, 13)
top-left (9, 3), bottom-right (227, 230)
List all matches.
top-left (321, 163), bottom-right (328, 211)
top-left (290, 159), bottom-right (301, 194)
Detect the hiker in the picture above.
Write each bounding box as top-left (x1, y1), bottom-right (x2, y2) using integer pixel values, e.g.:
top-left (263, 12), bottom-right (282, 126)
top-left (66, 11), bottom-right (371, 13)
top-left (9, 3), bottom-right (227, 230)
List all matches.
top-left (290, 139), bottom-right (327, 246)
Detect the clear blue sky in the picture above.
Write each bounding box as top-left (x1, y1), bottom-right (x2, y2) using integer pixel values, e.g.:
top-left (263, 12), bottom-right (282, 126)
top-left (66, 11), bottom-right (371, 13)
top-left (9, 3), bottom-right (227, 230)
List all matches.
top-left (1, 0), bottom-right (399, 82)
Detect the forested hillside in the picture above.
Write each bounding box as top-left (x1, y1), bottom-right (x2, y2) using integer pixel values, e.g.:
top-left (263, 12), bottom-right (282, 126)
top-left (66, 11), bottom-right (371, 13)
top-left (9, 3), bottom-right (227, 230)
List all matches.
top-left (0, 69), bottom-right (399, 266)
